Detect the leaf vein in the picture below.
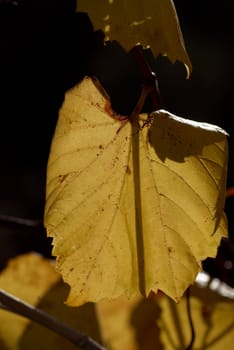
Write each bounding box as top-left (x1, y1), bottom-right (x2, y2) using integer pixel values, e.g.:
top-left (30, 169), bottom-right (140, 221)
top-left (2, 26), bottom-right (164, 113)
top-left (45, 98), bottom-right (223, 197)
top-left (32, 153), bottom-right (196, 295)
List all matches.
top-left (150, 159), bottom-right (214, 217)
top-left (140, 130), bottom-right (179, 296)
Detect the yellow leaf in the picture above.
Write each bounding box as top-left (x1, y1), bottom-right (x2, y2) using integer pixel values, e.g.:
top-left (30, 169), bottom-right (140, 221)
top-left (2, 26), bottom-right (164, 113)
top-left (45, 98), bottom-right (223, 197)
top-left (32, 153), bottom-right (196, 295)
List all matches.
top-left (78, 0), bottom-right (192, 77)
top-left (97, 295), bottom-right (163, 350)
top-left (158, 285), bottom-right (234, 349)
top-left (44, 77), bottom-right (228, 306)
top-left (97, 282), bottom-right (234, 350)
top-left (0, 253), bottom-right (59, 350)
top-left (97, 296), bottom-right (142, 350)
top-left (0, 253), bottom-right (102, 350)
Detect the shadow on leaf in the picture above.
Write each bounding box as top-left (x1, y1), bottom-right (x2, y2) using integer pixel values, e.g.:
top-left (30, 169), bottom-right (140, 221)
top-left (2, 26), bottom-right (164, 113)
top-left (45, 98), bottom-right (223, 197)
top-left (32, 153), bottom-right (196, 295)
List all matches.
top-left (148, 111), bottom-right (227, 163)
top-left (130, 296), bottom-right (163, 350)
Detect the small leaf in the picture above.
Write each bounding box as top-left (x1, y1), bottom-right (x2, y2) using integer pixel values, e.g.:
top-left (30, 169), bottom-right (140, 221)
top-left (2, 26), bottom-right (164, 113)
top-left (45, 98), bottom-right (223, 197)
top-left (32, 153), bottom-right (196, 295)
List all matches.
top-left (78, 0), bottom-right (192, 77)
top-left (44, 77), bottom-right (228, 306)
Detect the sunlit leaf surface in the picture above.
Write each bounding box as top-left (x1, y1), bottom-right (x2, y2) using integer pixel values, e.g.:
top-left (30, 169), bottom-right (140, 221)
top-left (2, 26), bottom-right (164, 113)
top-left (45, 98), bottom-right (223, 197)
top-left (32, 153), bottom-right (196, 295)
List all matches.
top-left (44, 77), bottom-right (228, 306)
top-left (78, 0), bottom-right (192, 77)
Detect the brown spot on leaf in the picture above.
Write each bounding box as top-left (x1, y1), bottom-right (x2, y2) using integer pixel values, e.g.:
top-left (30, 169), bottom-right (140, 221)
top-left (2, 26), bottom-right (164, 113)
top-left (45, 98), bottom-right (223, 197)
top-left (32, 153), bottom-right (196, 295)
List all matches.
top-left (126, 165), bottom-right (131, 174)
top-left (201, 304), bottom-right (212, 323)
top-left (59, 174), bottom-right (68, 183)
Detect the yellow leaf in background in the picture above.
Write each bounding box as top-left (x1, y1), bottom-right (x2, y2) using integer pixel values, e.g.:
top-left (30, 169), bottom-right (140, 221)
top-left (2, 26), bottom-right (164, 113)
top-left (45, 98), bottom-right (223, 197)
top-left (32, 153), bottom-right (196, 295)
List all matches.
top-left (97, 295), bottom-right (163, 350)
top-left (0, 253), bottom-right (102, 350)
top-left (96, 283), bottom-right (234, 350)
top-left (77, 0), bottom-right (192, 77)
top-left (97, 296), bottom-right (142, 350)
top-left (158, 285), bottom-right (234, 349)
top-left (44, 77), bottom-right (228, 306)
top-left (0, 253), bottom-right (59, 350)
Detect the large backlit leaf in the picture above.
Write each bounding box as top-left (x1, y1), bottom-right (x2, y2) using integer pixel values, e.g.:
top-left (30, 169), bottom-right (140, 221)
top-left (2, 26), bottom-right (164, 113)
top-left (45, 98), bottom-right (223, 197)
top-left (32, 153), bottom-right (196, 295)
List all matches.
top-left (78, 0), bottom-right (192, 77)
top-left (44, 77), bottom-right (228, 306)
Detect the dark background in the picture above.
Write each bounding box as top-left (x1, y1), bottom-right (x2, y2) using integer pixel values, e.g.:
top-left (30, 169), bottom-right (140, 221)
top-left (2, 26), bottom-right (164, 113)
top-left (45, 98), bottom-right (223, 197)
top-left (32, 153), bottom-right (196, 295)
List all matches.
top-left (0, 0), bottom-right (233, 286)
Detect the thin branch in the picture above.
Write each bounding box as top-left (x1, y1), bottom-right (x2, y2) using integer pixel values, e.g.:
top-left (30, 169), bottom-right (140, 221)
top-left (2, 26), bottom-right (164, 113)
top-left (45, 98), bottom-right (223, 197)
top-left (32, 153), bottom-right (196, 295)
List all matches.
top-left (0, 289), bottom-right (106, 350)
top-left (0, 213), bottom-right (42, 228)
top-left (185, 287), bottom-right (195, 350)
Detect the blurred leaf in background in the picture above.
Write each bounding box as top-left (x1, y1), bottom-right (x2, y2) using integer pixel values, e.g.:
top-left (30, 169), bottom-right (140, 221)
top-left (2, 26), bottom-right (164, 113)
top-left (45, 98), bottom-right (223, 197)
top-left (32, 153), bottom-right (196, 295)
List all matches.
top-left (0, 253), bottom-right (102, 350)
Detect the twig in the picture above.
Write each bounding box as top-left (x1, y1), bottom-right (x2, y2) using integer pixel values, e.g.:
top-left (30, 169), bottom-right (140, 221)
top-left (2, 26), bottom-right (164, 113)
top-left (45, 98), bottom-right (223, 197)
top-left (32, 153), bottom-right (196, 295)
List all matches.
top-left (0, 289), bottom-right (106, 350)
top-left (0, 213), bottom-right (42, 228)
top-left (185, 287), bottom-right (195, 350)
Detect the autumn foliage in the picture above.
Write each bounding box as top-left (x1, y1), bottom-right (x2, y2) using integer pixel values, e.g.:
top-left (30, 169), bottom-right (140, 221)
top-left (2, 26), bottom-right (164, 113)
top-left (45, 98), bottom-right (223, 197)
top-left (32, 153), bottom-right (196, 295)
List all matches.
top-left (0, 1), bottom-right (233, 350)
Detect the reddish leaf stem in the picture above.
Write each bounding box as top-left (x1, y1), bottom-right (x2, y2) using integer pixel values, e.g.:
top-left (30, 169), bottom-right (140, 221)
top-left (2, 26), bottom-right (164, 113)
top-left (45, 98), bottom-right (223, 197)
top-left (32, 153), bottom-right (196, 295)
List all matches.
top-left (130, 44), bottom-right (162, 111)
